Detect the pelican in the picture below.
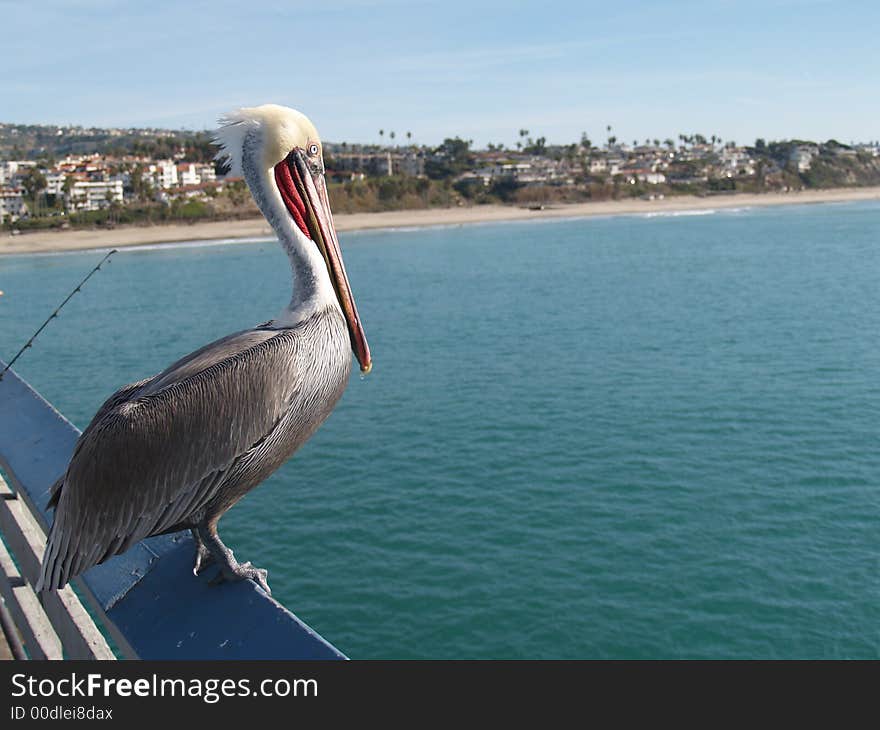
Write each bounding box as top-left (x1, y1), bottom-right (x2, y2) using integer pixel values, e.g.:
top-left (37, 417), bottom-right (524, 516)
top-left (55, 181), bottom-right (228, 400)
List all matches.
top-left (36, 104), bottom-right (371, 595)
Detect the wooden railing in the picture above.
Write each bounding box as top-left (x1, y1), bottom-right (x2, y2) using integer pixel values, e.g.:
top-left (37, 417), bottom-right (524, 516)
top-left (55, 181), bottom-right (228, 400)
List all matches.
top-left (0, 472), bottom-right (115, 659)
top-left (0, 361), bottom-right (346, 660)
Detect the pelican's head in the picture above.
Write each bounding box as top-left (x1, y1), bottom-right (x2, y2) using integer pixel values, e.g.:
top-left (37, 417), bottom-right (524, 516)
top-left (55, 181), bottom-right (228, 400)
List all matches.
top-left (214, 104), bottom-right (370, 373)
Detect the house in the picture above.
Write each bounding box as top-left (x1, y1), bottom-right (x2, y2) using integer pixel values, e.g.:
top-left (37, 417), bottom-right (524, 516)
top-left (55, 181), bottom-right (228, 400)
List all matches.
top-left (178, 163), bottom-right (200, 187)
top-left (720, 147), bottom-right (755, 177)
top-left (175, 163), bottom-right (216, 186)
top-left (69, 180), bottom-right (124, 211)
top-left (0, 161), bottom-right (36, 186)
top-left (45, 172), bottom-right (71, 197)
top-left (196, 164), bottom-right (216, 183)
top-left (394, 152), bottom-right (424, 177)
top-left (789, 145), bottom-right (818, 172)
top-left (638, 171), bottom-right (666, 185)
top-left (0, 188), bottom-right (28, 222)
top-left (148, 160), bottom-right (179, 189)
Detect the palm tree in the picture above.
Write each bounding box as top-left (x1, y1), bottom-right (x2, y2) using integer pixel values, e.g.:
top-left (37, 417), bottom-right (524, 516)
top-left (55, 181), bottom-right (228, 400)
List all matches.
top-left (390, 131), bottom-right (396, 145)
top-left (379, 129), bottom-right (384, 146)
top-left (62, 174), bottom-right (75, 213)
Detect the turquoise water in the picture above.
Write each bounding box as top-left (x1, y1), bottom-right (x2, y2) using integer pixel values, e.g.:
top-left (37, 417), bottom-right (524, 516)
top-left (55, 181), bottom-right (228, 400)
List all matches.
top-left (2, 201), bottom-right (879, 658)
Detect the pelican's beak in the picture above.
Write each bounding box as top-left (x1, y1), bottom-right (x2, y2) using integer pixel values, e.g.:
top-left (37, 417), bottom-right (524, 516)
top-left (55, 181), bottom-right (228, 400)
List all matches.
top-left (275, 150), bottom-right (372, 373)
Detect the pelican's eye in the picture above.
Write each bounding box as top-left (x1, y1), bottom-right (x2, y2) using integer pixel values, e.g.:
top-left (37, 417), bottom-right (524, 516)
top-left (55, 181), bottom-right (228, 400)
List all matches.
top-left (308, 143), bottom-right (319, 156)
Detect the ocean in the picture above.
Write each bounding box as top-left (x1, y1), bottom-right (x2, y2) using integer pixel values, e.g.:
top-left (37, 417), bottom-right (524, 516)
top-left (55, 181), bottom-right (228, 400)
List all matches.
top-left (1, 200), bottom-right (879, 658)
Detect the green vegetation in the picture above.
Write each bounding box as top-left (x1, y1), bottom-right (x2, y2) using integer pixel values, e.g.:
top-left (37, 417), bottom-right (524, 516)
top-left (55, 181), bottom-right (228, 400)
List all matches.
top-left (0, 123), bottom-right (217, 164)
top-left (3, 120), bottom-right (879, 234)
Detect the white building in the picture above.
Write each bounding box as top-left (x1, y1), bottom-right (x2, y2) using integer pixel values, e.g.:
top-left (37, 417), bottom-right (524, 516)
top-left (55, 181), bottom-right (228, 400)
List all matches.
top-left (0, 188), bottom-right (28, 222)
top-left (638, 171), bottom-right (666, 184)
top-left (69, 180), bottom-right (124, 211)
top-left (45, 172), bottom-right (71, 196)
top-left (196, 164), bottom-right (216, 183)
top-left (789, 145), bottom-right (818, 172)
top-left (0, 160), bottom-right (37, 186)
top-left (178, 163), bottom-right (200, 186)
top-left (149, 160), bottom-right (178, 189)
top-left (720, 147), bottom-right (755, 177)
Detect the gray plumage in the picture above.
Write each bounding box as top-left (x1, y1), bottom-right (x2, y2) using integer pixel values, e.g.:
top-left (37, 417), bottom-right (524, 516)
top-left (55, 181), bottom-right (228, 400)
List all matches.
top-left (37, 307), bottom-right (351, 592)
top-left (36, 104), bottom-right (371, 596)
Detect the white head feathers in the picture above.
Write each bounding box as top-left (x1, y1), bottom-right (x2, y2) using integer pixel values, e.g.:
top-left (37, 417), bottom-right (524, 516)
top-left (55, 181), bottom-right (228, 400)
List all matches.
top-left (213, 104), bottom-right (322, 175)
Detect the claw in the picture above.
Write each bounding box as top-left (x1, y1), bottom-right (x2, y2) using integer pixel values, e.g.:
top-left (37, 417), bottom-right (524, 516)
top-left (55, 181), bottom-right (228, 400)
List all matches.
top-left (208, 561), bottom-right (271, 595)
top-left (192, 532), bottom-right (215, 575)
top-left (195, 524), bottom-right (271, 595)
top-left (241, 562), bottom-right (271, 595)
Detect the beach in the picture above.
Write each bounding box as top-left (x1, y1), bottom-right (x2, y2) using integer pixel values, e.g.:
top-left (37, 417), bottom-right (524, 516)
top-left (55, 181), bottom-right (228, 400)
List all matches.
top-left (3, 186), bottom-right (879, 255)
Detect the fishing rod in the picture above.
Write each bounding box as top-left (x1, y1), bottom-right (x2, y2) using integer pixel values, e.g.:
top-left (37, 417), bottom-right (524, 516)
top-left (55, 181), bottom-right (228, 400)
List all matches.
top-left (0, 249), bottom-right (118, 381)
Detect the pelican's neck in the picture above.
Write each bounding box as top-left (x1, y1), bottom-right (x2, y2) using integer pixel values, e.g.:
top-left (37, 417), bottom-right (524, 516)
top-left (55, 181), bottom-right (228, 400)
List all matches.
top-left (241, 131), bottom-right (337, 327)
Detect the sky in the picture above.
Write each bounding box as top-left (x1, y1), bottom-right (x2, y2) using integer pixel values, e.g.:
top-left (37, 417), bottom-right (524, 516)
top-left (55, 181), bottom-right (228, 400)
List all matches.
top-left (1, 0), bottom-right (877, 148)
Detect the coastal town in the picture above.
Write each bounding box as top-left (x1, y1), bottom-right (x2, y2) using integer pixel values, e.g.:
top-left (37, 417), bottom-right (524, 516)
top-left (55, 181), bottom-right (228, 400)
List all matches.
top-left (1, 121), bottom-right (879, 230)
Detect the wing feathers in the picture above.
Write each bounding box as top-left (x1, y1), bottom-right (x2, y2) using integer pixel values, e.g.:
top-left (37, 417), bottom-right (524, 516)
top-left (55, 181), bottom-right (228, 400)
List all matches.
top-left (37, 328), bottom-right (304, 591)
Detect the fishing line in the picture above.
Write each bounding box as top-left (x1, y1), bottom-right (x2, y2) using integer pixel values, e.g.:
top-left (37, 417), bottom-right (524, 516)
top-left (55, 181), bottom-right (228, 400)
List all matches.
top-left (0, 249), bottom-right (118, 381)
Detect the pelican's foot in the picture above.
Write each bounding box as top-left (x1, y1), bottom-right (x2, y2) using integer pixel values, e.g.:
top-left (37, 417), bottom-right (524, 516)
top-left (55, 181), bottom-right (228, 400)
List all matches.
top-left (209, 561), bottom-right (271, 596)
top-left (196, 523), bottom-right (271, 595)
top-left (191, 529), bottom-right (215, 575)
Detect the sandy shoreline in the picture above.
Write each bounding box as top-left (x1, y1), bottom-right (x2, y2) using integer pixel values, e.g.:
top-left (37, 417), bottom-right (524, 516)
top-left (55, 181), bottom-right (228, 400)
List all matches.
top-left (3, 186), bottom-right (879, 256)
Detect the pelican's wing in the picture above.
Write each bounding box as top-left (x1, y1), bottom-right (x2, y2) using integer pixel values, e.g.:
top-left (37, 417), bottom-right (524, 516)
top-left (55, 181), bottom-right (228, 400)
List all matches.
top-left (47, 377), bottom-right (154, 509)
top-left (37, 328), bottom-right (302, 591)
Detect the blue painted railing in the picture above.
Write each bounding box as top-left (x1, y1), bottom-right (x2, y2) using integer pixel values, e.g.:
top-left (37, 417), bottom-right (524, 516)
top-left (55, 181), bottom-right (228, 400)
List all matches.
top-left (0, 361), bottom-right (346, 660)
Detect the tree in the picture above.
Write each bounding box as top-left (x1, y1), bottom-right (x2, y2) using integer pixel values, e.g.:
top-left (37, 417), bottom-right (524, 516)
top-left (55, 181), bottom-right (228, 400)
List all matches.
top-left (20, 168), bottom-right (47, 212)
top-left (379, 129), bottom-right (384, 145)
top-left (425, 137), bottom-right (473, 180)
top-left (62, 174), bottom-right (75, 212)
top-left (755, 138), bottom-right (767, 153)
top-left (129, 163), bottom-right (153, 202)
top-left (524, 136), bottom-right (547, 155)
top-left (390, 131), bottom-right (396, 144)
